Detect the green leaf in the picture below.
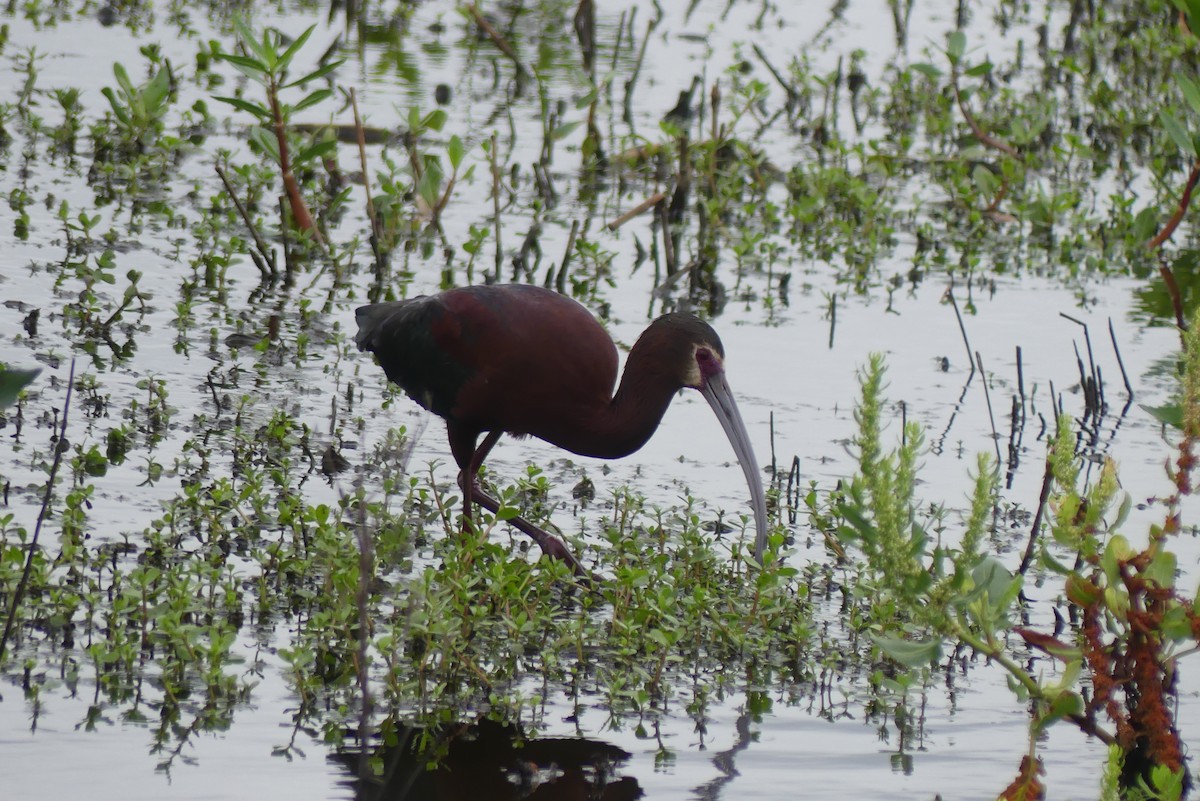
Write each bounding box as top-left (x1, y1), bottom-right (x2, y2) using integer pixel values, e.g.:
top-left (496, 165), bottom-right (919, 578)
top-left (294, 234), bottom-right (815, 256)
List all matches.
top-left (1100, 534), bottom-right (1135, 588)
top-left (1066, 574), bottom-right (1102, 606)
top-left (0, 367), bottom-right (40, 407)
top-left (874, 635), bottom-right (942, 667)
top-left (82, 446), bottom-right (109, 477)
top-left (1147, 764), bottom-right (1186, 801)
top-left (421, 108), bottom-right (448, 133)
top-left (1144, 550), bottom-right (1177, 590)
top-left (416, 165), bottom-right (442, 209)
top-left (112, 62), bottom-right (135, 97)
top-left (964, 61), bottom-right (993, 78)
top-left (237, 19), bottom-right (276, 66)
top-left (142, 67), bottom-right (172, 112)
top-left (213, 95), bottom-right (271, 120)
top-left (1173, 0), bottom-right (1200, 36)
top-left (946, 31), bottom-right (967, 65)
top-left (1132, 206), bottom-right (1160, 241)
top-left (296, 138), bottom-right (338, 165)
top-left (972, 556), bottom-right (1021, 612)
top-left (1040, 689), bottom-right (1084, 728)
top-left (552, 121), bottom-right (582, 141)
top-left (277, 24), bottom-right (317, 73)
top-left (291, 88), bottom-right (333, 114)
top-left (1059, 659), bottom-right (1083, 691)
top-left (101, 87), bottom-right (131, 125)
top-left (835, 501), bottom-right (878, 544)
top-left (215, 52), bottom-right (269, 77)
top-left (910, 62), bottom-right (942, 80)
top-left (1158, 109), bottom-right (1195, 157)
top-left (448, 135), bottom-right (465, 170)
top-left (1178, 73), bottom-right (1200, 117)
top-left (972, 164), bottom-right (999, 195)
top-left (1161, 605), bottom-right (1194, 641)
top-left (249, 125), bottom-right (281, 164)
top-left (283, 60), bottom-right (344, 89)
top-left (646, 629), bottom-right (670, 648)
top-left (1141, 402), bottom-right (1183, 429)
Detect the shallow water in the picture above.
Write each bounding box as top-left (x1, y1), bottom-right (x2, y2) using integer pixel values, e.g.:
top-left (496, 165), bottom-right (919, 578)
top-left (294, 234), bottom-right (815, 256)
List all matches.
top-left (1, 0), bottom-right (1197, 798)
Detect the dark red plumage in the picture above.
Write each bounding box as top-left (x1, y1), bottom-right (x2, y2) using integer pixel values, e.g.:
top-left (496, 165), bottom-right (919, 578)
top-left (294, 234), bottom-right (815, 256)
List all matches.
top-left (357, 284), bottom-right (767, 572)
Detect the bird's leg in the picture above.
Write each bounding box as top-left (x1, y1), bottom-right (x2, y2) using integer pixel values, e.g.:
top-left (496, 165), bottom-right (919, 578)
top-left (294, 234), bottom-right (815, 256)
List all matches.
top-left (455, 429), bottom-right (501, 533)
top-left (466, 484), bottom-right (589, 578)
top-left (448, 426), bottom-right (495, 534)
top-left (454, 429), bottom-right (589, 577)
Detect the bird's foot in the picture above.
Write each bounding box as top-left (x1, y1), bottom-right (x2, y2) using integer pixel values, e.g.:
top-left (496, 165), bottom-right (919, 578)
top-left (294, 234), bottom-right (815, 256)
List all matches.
top-left (526, 529), bottom-right (590, 580)
top-left (466, 480), bottom-right (592, 582)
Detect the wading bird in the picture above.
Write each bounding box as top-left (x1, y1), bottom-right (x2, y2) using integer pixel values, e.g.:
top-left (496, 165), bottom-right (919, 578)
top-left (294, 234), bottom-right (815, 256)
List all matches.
top-left (356, 284), bottom-right (768, 574)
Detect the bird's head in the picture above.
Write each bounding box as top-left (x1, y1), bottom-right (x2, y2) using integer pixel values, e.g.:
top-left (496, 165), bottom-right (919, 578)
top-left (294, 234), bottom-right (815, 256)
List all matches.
top-left (643, 314), bottom-right (727, 391)
top-left (642, 313), bottom-right (768, 563)
top-left (685, 342), bottom-right (726, 390)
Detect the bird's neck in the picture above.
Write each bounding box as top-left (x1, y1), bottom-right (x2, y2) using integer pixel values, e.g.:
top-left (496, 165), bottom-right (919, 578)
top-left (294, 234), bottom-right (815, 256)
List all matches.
top-left (580, 347), bottom-right (682, 459)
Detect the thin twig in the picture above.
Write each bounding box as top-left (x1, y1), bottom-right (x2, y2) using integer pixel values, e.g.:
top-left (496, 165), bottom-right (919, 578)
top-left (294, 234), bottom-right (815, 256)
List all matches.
top-left (555, 219), bottom-right (580, 294)
top-left (606, 191), bottom-right (666, 230)
top-left (1015, 345), bottom-right (1026, 426)
top-left (1061, 313), bottom-right (1102, 417)
top-left (352, 484), bottom-right (374, 783)
top-left (432, 164), bottom-right (461, 226)
top-left (752, 43), bottom-right (797, 105)
top-left (490, 132), bottom-right (503, 282)
top-left (215, 163), bottom-right (277, 280)
top-left (976, 351), bottom-right (1003, 467)
top-left (946, 283), bottom-right (975, 373)
top-left (279, 196), bottom-right (295, 286)
top-left (350, 89), bottom-right (386, 299)
top-left (611, 9), bottom-right (626, 73)
top-left (657, 197), bottom-right (675, 274)
top-left (1108, 318), bottom-right (1134, 399)
top-left (1018, 457), bottom-right (1055, 575)
top-left (0, 359), bottom-right (76, 664)
top-left (467, 3), bottom-right (530, 78)
top-left (623, 18), bottom-right (656, 125)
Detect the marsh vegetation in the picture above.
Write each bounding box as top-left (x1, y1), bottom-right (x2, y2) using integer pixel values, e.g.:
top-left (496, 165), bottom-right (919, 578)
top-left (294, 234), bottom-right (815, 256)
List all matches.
top-left (1, 1), bottom-right (1199, 798)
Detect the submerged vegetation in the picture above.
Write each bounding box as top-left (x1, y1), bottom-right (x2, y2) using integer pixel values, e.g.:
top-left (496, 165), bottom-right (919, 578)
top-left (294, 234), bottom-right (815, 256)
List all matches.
top-left (1, 0), bottom-right (1200, 797)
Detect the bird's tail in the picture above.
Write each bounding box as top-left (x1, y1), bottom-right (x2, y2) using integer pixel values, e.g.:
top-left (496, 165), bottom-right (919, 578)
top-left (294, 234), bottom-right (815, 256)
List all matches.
top-left (354, 302), bottom-right (402, 352)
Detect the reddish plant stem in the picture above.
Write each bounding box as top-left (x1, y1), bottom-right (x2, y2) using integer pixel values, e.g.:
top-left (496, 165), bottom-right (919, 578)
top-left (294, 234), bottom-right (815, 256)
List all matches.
top-left (1158, 252), bottom-right (1188, 334)
top-left (950, 75), bottom-right (1017, 217)
top-left (952, 78), bottom-right (1018, 157)
top-left (269, 86), bottom-right (321, 242)
top-left (1148, 158), bottom-right (1200, 252)
top-left (1146, 158), bottom-right (1200, 334)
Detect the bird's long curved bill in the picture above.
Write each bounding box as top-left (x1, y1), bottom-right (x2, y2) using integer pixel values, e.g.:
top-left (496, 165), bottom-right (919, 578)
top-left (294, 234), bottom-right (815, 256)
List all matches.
top-left (701, 373), bottom-right (769, 562)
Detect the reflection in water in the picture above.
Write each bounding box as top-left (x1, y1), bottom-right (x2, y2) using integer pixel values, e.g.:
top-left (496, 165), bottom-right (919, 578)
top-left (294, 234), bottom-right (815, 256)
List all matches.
top-left (690, 712), bottom-right (754, 801)
top-left (332, 718), bottom-right (642, 800)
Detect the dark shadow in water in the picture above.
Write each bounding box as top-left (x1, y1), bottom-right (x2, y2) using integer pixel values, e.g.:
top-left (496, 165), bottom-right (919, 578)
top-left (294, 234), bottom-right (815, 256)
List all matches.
top-left (331, 718), bottom-right (642, 801)
top-left (690, 712), bottom-right (754, 800)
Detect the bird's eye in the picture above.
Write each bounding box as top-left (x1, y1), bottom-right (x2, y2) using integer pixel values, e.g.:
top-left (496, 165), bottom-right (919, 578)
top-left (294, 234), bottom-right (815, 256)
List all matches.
top-left (696, 348), bottom-right (713, 363)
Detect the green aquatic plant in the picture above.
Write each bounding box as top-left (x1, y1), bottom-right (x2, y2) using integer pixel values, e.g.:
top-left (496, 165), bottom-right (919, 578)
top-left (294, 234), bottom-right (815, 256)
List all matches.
top-left (214, 19), bottom-right (342, 244)
top-left (0, 366), bottom-right (39, 408)
top-left (822, 350), bottom-right (1198, 798)
top-left (100, 62), bottom-right (171, 152)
